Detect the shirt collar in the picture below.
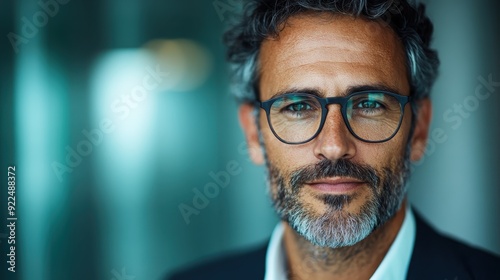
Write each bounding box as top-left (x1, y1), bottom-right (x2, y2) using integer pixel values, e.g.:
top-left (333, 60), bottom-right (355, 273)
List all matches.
top-left (264, 207), bottom-right (416, 280)
top-left (264, 221), bottom-right (287, 280)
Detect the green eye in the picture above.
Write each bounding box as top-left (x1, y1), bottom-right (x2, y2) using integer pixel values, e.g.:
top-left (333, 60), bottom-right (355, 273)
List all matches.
top-left (357, 100), bottom-right (382, 109)
top-left (286, 102), bottom-right (312, 112)
top-left (271, 96), bottom-right (320, 121)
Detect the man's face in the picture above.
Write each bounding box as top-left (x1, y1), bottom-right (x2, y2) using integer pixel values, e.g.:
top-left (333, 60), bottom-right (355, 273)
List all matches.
top-left (239, 13), bottom-right (431, 248)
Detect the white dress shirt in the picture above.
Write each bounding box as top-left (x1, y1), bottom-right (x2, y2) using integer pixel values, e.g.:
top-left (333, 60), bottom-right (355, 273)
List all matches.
top-left (264, 207), bottom-right (416, 280)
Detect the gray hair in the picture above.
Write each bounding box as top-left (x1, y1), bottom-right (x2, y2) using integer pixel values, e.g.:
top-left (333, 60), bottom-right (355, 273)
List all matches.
top-left (223, 0), bottom-right (439, 103)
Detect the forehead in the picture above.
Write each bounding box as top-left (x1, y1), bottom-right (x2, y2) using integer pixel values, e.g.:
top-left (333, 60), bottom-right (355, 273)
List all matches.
top-left (258, 13), bottom-right (409, 99)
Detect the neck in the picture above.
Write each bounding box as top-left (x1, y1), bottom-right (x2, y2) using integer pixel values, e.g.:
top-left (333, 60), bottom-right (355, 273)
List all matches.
top-left (283, 201), bottom-right (407, 280)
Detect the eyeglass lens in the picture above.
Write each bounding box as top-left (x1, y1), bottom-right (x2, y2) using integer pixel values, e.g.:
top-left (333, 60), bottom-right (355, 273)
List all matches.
top-left (268, 92), bottom-right (403, 143)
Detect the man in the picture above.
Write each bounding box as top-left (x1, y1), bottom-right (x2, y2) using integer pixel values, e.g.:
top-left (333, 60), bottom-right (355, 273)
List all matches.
top-left (169, 0), bottom-right (500, 279)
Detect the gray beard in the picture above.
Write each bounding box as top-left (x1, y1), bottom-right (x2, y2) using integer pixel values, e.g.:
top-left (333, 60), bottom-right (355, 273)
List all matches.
top-left (262, 136), bottom-right (411, 249)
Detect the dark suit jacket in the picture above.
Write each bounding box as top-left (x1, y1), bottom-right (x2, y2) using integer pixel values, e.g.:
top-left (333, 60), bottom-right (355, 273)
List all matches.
top-left (168, 214), bottom-right (500, 279)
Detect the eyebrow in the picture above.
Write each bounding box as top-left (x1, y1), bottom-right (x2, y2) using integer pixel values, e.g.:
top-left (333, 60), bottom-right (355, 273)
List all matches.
top-left (268, 84), bottom-right (403, 100)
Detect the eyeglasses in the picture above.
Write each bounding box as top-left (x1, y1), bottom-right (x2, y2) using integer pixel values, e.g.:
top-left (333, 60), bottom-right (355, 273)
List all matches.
top-left (257, 91), bottom-right (412, 144)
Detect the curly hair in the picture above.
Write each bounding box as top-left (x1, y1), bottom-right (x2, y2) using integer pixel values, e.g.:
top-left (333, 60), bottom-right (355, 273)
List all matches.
top-left (223, 0), bottom-right (439, 103)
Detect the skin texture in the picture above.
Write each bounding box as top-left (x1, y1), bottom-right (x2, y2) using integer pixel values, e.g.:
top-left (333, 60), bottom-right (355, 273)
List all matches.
top-left (239, 13), bottom-right (432, 280)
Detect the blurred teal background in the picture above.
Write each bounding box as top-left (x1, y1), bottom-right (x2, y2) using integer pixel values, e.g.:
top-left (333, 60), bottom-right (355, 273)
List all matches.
top-left (0, 0), bottom-right (499, 279)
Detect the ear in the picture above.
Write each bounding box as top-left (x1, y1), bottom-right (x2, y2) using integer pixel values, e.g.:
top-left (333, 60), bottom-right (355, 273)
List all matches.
top-left (239, 103), bottom-right (265, 165)
top-left (410, 98), bottom-right (432, 162)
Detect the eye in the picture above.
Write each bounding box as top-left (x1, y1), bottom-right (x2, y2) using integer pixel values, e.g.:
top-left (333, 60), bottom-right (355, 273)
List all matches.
top-left (349, 95), bottom-right (388, 118)
top-left (356, 100), bottom-right (382, 109)
top-left (285, 102), bottom-right (313, 112)
top-left (273, 96), bottom-right (320, 120)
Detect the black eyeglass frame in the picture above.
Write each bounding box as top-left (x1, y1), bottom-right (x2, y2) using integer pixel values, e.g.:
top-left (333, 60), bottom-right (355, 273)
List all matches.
top-left (256, 90), bottom-right (413, 144)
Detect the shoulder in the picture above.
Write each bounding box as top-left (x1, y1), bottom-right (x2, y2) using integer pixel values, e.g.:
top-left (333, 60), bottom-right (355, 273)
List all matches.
top-left (166, 243), bottom-right (268, 280)
top-left (408, 212), bottom-right (500, 279)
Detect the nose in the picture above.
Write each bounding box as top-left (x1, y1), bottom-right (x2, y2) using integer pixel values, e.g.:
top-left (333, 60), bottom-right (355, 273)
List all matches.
top-left (313, 104), bottom-right (356, 161)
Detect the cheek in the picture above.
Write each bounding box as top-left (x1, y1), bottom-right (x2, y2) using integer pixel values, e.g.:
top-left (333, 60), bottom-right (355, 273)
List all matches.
top-left (371, 107), bottom-right (413, 167)
top-left (260, 119), bottom-right (314, 175)
top-left (263, 135), bottom-right (295, 172)
top-left (355, 130), bottom-right (408, 172)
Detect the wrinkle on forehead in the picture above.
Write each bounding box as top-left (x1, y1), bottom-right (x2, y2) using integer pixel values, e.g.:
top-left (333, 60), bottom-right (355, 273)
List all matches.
top-left (259, 13), bottom-right (409, 97)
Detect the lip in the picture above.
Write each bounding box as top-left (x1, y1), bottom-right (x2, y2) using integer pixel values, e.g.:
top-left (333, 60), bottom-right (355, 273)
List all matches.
top-left (306, 177), bottom-right (365, 193)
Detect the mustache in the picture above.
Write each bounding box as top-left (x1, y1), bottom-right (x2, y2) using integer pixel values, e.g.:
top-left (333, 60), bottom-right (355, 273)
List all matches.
top-left (289, 159), bottom-right (380, 191)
